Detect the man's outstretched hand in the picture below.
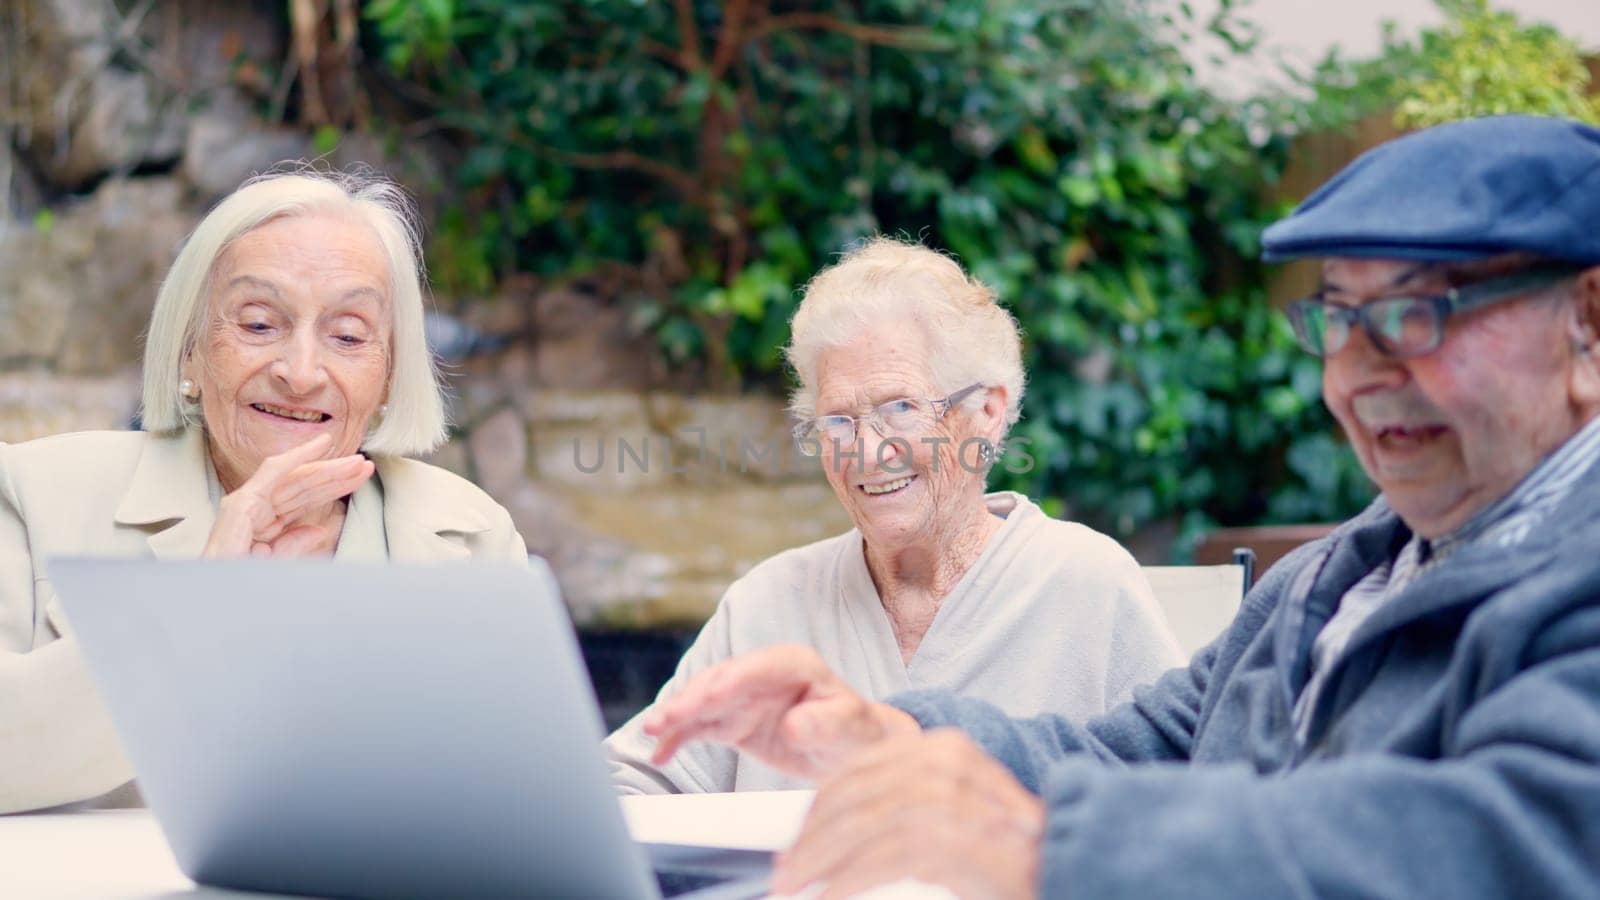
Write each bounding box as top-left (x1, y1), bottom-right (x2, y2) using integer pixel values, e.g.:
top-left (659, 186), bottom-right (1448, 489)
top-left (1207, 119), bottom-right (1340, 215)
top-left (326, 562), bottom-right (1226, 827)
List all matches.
top-left (643, 644), bottom-right (920, 781)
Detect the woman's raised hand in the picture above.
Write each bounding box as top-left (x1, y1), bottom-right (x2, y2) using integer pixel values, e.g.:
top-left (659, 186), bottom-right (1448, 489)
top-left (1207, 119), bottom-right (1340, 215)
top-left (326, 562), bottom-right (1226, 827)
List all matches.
top-left (202, 434), bottom-right (375, 559)
top-left (643, 644), bottom-right (920, 781)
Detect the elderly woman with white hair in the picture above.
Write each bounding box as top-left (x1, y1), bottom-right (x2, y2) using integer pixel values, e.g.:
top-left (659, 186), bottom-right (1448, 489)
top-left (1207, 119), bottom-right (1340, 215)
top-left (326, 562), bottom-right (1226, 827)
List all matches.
top-left (606, 237), bottom-right (1182, 793)
top-left (0, 169), bottom-right (527, 814)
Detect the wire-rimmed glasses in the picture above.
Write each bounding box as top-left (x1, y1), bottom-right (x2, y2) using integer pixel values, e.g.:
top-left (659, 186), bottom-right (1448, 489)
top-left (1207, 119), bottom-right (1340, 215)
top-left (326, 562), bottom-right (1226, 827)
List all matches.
top-left (793, 383), bottom-right (986, 457)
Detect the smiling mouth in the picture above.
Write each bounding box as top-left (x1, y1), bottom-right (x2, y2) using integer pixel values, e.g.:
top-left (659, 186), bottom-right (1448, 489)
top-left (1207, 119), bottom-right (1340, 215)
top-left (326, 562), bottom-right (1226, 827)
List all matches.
top-left (251, 402), bottom-right (331, 423)
top-left (860, 475), bottom-right (915, 496)
top-left (1375, 424), bottom-right (1448, 448)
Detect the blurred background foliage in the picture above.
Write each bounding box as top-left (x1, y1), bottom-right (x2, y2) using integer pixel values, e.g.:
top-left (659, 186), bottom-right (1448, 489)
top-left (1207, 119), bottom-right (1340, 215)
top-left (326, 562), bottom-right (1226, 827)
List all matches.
top-left (356, 0), bottom-right (1592, 548)
top-left (1297, 0), bottom-right (1600, 130)
top-left (1396, 0), bottom-right (1600, 126)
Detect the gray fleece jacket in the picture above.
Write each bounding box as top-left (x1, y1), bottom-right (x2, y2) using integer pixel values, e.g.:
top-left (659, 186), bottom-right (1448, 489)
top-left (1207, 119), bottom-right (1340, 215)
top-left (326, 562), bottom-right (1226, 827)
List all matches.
top-left (895, 476), bottom-right (1600, 899)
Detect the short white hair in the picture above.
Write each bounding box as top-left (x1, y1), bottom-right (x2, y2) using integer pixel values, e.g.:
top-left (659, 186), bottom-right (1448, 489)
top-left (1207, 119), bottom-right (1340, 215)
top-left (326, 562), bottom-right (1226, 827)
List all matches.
top-left (140, 166), bottom-right (447, 456)
top-left (786, 237), bottom-right (1025, 432)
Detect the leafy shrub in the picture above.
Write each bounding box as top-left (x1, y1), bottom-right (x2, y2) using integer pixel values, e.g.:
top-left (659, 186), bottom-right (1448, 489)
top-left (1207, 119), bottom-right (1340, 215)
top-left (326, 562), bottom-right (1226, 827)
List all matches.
top-left (1295, 0), bottom-right (1600, 130)
top-left (1397, 0), bottom-right (1600, 127)
top-left (366, 0), bottom-right (1380, 545)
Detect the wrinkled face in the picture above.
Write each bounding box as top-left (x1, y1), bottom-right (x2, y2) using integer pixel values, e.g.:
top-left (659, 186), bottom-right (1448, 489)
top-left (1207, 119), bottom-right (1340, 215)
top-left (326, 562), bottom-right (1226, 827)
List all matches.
top-left (186, 212), bottom-right (393, 492)
top-left (812, 323), bottom-right (994, 551)
top-left (1320, 257), bottom-right (1580, 538)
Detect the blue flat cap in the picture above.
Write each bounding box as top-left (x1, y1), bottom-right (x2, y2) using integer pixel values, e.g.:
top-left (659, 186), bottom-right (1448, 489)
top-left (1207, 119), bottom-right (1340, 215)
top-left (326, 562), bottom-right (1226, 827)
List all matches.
top-left (1262, 115), bottom-right (1600, 264)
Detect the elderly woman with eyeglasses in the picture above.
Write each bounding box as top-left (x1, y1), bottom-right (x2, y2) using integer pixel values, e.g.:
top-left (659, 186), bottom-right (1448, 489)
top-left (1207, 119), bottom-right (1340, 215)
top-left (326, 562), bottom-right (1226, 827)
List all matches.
top-left (0, 169), bottom-right (528, 814)
top-left (606, 237), bottom-right (1182, 794)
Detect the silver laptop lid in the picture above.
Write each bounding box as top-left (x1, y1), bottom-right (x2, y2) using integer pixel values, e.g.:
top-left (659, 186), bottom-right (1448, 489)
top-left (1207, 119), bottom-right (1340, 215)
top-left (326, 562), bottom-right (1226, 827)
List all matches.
top-left (49, 556), bottom-right (659, 900)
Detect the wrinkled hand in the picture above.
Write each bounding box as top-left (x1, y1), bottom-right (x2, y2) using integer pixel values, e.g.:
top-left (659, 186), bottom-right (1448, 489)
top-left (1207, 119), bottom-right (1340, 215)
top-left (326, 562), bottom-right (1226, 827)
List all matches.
top-left (776, 730), bottom-right (1045, 900)
top-left (643, 644), bottom-right (920, 781)
top-left (203, 434), bottom-right (374, 558)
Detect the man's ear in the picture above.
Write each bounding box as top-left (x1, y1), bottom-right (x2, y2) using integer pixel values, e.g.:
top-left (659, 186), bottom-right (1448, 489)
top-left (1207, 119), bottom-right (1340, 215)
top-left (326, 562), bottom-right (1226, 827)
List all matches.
top-left (1566, 266), bottom-right (1600, 411)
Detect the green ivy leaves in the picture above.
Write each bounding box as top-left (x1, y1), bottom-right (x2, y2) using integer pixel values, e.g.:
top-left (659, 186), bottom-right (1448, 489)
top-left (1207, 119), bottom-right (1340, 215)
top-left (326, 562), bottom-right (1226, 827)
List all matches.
top-left (367, 0), bottom-right (1391, 546)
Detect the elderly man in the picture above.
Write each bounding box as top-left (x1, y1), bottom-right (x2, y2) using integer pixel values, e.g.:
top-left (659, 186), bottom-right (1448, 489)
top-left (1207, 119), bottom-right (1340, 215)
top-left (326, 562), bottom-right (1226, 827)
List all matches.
top-left (641, 114), bottom-right (1600, 899)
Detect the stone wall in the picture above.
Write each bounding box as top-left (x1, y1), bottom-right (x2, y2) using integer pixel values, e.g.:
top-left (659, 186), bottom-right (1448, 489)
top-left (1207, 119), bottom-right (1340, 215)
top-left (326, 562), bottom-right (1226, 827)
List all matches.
top-left (427, 354), bottom-right (852, 626)
top-left (1, 0), bottom-right (854, 629)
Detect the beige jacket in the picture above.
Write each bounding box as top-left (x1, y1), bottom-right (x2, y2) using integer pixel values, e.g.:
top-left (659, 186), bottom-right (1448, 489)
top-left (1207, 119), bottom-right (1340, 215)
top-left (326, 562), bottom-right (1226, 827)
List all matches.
top-left (0, 428), bottom-right (528, 814)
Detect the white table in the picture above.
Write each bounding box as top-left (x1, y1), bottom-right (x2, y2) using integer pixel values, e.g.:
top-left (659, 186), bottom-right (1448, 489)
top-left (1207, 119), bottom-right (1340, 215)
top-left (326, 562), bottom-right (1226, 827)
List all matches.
top-left (0, 792), bottom-right (946, 899)
top-left (0, 793), bottom-right (811, 900)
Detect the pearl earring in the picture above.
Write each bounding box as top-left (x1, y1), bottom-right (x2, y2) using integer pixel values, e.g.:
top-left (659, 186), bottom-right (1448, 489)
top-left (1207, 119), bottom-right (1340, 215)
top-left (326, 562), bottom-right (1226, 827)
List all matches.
top-left (179, 379), bottom-right (198, 399)
top-left (379, 403), bottom-right (389, 417)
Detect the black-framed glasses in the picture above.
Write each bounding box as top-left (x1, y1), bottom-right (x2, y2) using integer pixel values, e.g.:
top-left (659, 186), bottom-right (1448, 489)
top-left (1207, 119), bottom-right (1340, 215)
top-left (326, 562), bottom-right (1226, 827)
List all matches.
top-left (793, 383), bottom-right (985, 457)
top-left (1286, 264), bottom-right (1585, 359)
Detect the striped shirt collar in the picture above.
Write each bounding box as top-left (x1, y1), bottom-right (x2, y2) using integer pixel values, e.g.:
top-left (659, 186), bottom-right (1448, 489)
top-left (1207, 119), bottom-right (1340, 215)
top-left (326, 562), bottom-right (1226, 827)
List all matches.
top-left (1421, 412), bottom-right (1600, 565)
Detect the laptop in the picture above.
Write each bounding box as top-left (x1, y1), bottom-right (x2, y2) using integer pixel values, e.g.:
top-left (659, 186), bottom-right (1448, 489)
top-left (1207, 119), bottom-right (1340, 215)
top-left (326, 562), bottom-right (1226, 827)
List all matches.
top-left (48, 556), bottom-right (769, 900)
